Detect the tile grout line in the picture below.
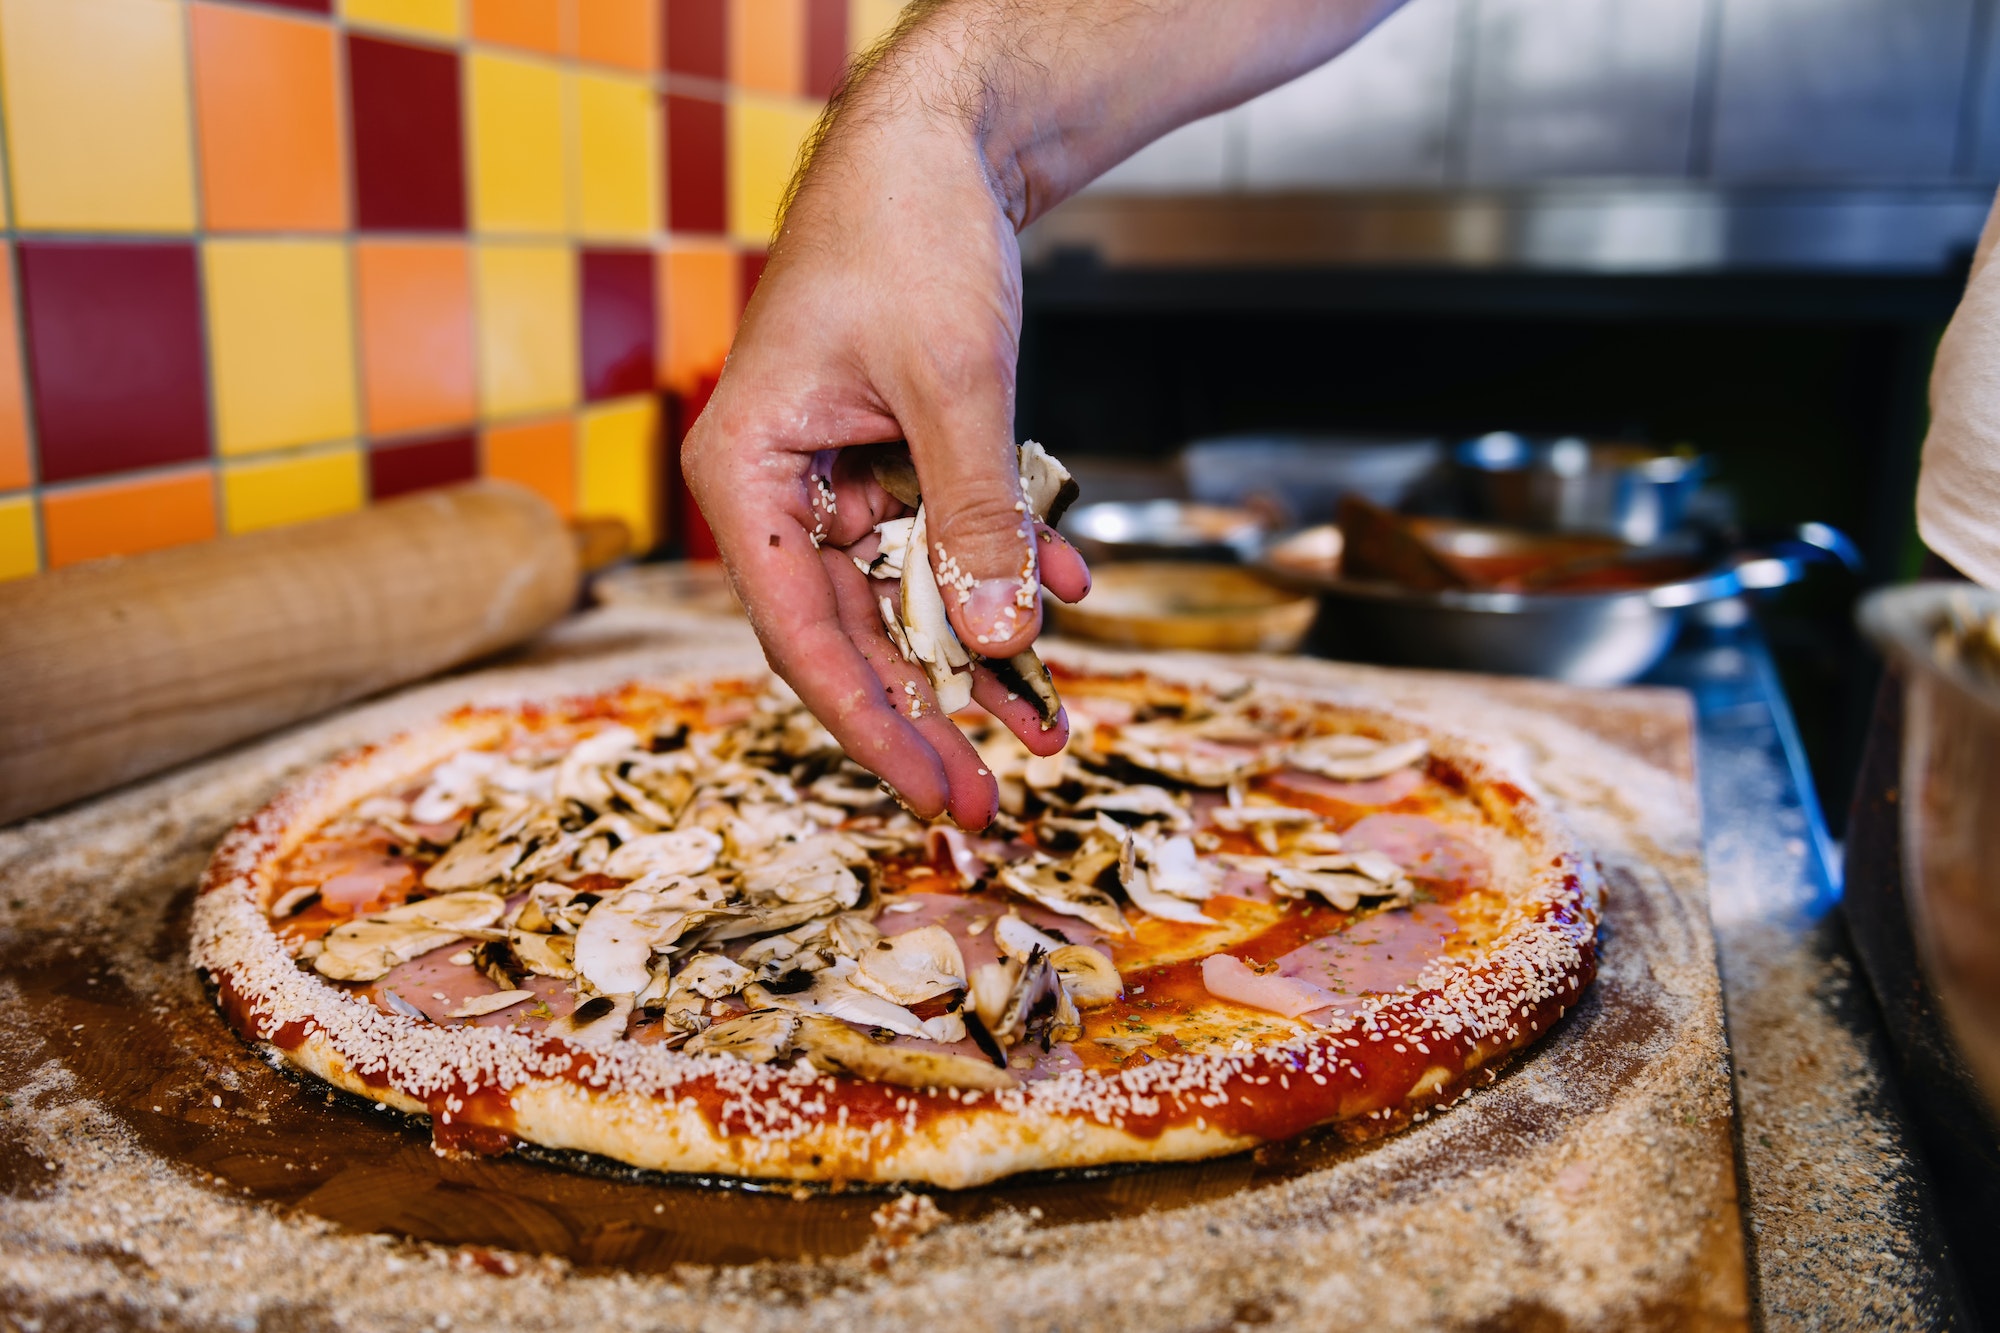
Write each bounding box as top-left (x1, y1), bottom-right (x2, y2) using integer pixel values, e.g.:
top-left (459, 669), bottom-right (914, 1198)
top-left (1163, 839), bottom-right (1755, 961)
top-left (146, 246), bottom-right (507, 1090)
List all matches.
top-left (179, 0), bottom-right (235, 546)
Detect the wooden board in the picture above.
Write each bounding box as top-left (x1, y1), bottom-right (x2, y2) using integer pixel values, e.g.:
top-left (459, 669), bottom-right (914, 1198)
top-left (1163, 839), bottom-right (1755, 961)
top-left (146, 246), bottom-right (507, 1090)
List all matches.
top-left (0, 619), bottom-right (1747, 1331)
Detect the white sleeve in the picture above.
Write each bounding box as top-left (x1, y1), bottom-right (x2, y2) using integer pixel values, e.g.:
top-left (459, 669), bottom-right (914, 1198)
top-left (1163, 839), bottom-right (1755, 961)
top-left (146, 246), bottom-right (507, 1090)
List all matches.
top-left (1916, 185), bottom-right (2000, 589)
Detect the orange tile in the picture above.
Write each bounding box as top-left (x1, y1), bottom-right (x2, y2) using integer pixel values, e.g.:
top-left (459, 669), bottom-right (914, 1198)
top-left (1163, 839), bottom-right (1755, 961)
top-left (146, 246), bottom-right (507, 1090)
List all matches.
top-left (483, 415), bottom-right (574, 516)
top-left (42, 469), bottom-right (217, 567)
top-left (729, 0), bottom-right (803, 96)
top-left (471, 0), bottom-right (564, 54)
top-left (190, 3), bottom-right (344, 231)
top-left (0, 246), bottom-right (30, 490)
top-left (576, 0), bottom-right (656, 71)
top-left (659, 242), bottom-right (737, 393)
top-left (356, 242), bottom-right (477, 437)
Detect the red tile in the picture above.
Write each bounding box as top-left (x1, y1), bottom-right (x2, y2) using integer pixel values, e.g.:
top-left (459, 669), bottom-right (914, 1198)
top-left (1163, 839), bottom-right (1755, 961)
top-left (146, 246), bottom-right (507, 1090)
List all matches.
top-left (368, 431), bottom-right (477, 499)
top-left (19, 242), bottom-right (210, 483)
top-left (738, 249), bottom-right (767, 315)
top-left (665, 93), bottom-right (727, 234)
top-left (581, 249), bottom-right (657, 401)
top-left (664, 0), bottom-right (727, 79)
top-left (347, 34), bottom-right (465, 232)
top-left (805, 0), bottom-right (847, 99)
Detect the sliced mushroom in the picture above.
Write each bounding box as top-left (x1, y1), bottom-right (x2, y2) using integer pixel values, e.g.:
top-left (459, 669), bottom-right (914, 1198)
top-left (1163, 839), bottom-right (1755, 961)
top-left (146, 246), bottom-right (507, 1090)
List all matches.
top-left (685, 1010), bottom-right (800, 1063)
top-left (853, 925), bottom-right (966, 1006)
top-left (1205, 804), bottom-right (1323, 832)
top-left (601, 828), bottom-right (722, 879)
top-left (1287, 735), bottom-right (1429, 782)
top-left (1139, 834), bottom-right (1222, 902)
top-left (1116, 832), bottom-right (1210, 925)
top-left (862, 515), bottom-right (918, 580)
top-left (981, 649), bottom-right (1062, 728)
top-left (870, 452), bottom-right (923, 507)
top-left (701, 896), bottom-right (844, 942)
top-left (546, 992), bottom-right (633, 1046)
top-left (573, 888), bottom-right (736, 995)
top-left (447, 989), bottom-right (535, 1019)
top-left (1049, 945), bottom-right (1122, 1007)
top-left (997, 859), bottom-right (1127, 937)
top-left (828, 911), bottom-right (884, 958)
top-left (793, 1015), bottom-right (1016, 1091)
top-left (508, 927), bottom-right (576, 979)
top-left (744, 960), bottom-right (934, 1039)
top-left (472, 938), bottom-right (527, 990)
top-left (968, 959), bottom-right (1019, 1033)
top-left (992, 913), bottom-right (1063, 965)
top-left (421, 823), bottom-right (527, 891)
top-left (1076, 784), bottom-right (1188, 828)
top-left (1268, 864), bottom-right (1414, 912)
top-left (899, 506), bottom-right (975, 714)
top-left (1017, 439), bottom-right (1079, 527)
top-left (314, 891), bottom-right (507, 982)
top-left (738, 835), bottom-right (868, 907)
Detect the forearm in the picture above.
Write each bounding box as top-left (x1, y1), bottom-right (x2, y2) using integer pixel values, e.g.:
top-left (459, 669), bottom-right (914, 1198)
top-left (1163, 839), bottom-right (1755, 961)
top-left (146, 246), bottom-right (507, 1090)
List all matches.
top-left (806, 0), bottom-right (1401, 230)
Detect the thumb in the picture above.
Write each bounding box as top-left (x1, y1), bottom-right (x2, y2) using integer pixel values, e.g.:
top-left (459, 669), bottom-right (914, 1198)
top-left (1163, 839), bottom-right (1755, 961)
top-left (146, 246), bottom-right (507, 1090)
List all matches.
top-left (900, 377), bottom-right (1041, 660)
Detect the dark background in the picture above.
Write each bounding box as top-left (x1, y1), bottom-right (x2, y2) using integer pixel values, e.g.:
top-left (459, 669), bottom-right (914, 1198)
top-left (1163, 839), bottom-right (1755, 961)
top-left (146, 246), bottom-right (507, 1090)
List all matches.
top-left (1015, 258), bottom-right (1971, 830)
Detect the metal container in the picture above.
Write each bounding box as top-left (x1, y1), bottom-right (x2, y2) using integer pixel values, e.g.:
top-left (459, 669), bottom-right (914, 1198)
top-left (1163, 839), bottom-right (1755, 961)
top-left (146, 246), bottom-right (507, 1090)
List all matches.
top-left (1181, 434), bottom-right (1443, 529)
top-left (1260, 521), bottom-right (1851, 686)
top-left (1453, 433), bottom-right (1708, 546)
top-left (1060, 499), bottom-right (1269, 565)
top-left (1861, 583), bottom-right (2000, 1118)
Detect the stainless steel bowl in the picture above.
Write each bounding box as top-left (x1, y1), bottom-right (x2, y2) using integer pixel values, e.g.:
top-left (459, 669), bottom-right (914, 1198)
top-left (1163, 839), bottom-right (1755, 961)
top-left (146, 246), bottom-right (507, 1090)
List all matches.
top-left (1061, 500), bottom-right (1269, 565)
top-left (1861, 583), bottom-right (2000, 1117)
top-left (1453, 434), bottom-right (1708, 546)
top-left (1260, 521), bottom-right (1852, 687)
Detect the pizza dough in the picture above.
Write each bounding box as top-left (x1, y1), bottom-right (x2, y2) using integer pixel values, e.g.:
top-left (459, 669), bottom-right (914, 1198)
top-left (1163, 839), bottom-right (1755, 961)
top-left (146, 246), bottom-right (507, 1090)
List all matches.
top-left (192, 663), bottom-right (1600, 1188)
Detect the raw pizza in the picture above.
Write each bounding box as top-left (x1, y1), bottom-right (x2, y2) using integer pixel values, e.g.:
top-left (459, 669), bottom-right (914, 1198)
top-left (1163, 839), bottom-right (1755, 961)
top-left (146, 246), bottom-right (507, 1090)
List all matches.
top-left (193, 664), bottom-right (1601, 1188)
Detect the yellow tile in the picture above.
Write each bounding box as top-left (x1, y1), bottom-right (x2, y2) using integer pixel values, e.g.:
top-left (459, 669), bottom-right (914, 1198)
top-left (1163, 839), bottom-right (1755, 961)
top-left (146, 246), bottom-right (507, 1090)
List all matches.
top-left (728, 94), bottom-right (818, 245)
top-left (575, 70), bottom-right (657, 241)
top-left (0, 494), bottom-right (37, 580)
top-left (342, 0), bottom-right (462, 40)
top-left (221, 447), bottom-right (364, 535)
top-left (578, 395), bottom-right (657, 550)
top-left (476, 243), bottom-right (578, 418)
top-left (0, 0), bottom-right (195, 231)
top-left (850, 0), bottom-right (903, 54)
top-left (470, 51), bottom-right (569, 236)
top-left (205, 241), bottom-right (359, 456)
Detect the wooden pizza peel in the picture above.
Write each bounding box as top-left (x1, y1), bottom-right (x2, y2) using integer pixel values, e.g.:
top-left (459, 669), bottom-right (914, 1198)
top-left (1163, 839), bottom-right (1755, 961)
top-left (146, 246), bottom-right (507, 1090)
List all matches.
top-left (0, 609), bottom-right (1749, 1331)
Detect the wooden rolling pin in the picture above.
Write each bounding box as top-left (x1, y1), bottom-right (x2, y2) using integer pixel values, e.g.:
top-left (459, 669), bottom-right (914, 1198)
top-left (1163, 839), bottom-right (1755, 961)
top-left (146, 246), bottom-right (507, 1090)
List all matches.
top-left (0, 481), bottom-right (581, 825)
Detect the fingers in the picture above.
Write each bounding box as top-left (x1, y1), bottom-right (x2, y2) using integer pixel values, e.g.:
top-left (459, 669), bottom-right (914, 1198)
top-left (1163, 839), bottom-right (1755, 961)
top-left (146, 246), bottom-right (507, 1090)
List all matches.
top-left (1035, 522), bottom-right (1091, 604)
top-left (893, 333), bottom-right (1043, 660)
top-left (823, 548), bottom-right (1000, 828)
top-left (970, 666), bottom-right (1070, 758)
top-left (688, 437), bottom-right (950, 818)
top-left (818, 446), bottom-right (906, 548)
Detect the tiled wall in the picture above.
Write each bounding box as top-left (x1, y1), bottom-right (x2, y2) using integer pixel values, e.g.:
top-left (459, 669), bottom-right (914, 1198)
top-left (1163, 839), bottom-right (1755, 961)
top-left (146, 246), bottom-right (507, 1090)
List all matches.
top-left (1093, 0), bottom-right (2000, 194)
top-left (0, 0), bottom-right (906, 580)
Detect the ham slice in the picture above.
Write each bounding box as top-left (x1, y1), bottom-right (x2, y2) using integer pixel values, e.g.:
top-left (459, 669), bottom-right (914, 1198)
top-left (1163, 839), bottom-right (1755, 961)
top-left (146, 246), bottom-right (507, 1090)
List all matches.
top-left (1269, 766), bottom-right (1424, 808)
top-left (1342, 813), bottom-right (1487, 889)
top-left (318, 859), bottom-right (416, 910)
top-left (1201, 953), bottom-right (1336, 1017)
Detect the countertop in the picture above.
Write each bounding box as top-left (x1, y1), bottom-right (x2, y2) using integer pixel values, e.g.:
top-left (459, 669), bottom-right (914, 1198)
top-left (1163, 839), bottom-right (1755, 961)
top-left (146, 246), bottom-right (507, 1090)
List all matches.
top-left (0, 591), bottom-right (1973, 1330)
top-left (1643, 623), bottom-right (1971, 1328)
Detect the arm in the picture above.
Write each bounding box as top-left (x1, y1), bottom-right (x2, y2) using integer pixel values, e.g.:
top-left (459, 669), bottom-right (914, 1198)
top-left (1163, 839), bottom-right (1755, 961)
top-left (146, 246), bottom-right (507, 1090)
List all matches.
top-left (682, 0), bottom-right (1405, 826)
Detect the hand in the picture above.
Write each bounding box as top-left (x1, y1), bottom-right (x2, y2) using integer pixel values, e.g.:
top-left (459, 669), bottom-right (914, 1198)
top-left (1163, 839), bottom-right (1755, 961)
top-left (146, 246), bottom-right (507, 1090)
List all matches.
top-left (684, 0), bottom-right (1393, 825)
top-left (681, 114), bottom-right (1089, 829)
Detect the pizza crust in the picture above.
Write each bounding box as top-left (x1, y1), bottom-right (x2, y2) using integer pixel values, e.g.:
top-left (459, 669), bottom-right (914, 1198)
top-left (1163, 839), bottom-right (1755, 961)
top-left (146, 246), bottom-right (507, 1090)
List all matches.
top-left (192, 664), bottom-right (1599, 1189)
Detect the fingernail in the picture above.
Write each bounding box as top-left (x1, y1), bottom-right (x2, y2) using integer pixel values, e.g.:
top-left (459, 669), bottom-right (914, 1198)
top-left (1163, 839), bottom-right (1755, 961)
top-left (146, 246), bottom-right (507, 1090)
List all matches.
top-left (962, 577), bottom-right (1033, 647)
